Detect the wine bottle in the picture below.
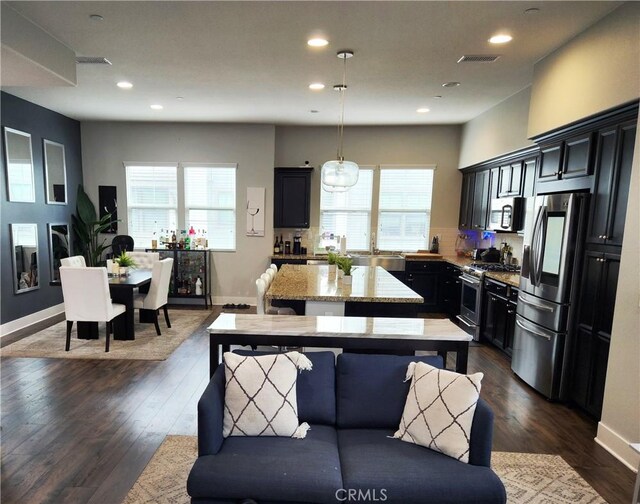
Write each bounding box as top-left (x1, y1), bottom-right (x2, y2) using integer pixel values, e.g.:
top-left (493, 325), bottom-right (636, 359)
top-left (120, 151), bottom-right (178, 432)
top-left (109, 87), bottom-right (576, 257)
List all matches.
top-left (274, 236), bottom-right (280, 254)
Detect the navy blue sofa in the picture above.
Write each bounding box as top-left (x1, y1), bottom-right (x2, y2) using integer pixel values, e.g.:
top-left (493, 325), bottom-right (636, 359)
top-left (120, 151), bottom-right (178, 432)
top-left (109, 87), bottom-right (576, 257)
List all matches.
top-left (187, 352), bottom-right (506, 504)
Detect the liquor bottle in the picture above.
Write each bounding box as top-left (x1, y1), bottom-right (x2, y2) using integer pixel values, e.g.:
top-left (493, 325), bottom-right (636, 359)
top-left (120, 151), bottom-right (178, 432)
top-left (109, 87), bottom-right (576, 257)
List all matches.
top-left (171, 230), bottom-right (177, 243)
top-left (274, 236), bottom-right (280, 254)
top-left (279, 235), bottom-right (284, 251)
top-left (195, 276), bottom-right (203, 296)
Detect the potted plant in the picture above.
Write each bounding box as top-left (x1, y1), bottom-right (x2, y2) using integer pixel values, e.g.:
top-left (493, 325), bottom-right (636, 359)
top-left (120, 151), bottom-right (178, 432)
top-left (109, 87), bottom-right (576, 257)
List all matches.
top-left (327, 251), bottom-right (338, 275)
top-left (115, 251), bottom-right (137, 276)
top-left (71, 185), bottom-right (118, 266)
top-left (336, 256), bottom-right (354, 285)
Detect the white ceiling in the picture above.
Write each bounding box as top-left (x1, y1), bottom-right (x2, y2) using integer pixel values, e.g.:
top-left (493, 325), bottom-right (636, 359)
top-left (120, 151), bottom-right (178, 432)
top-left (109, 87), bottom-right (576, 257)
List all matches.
top-left (1, 1), bottom-right (621, 125)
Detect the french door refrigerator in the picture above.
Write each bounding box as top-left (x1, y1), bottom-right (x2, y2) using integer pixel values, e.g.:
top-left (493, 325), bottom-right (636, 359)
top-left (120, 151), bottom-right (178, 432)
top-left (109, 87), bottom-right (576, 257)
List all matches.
top-left (512, 192), bottom-right (589, 400)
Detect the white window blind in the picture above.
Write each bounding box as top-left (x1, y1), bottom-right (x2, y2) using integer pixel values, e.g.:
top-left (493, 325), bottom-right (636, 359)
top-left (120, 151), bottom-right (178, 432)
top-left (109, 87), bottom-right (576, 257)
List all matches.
top-left (184, 165), bottom-right (236, 251)
top-left (125, 164), bottom-right (178, 248)
top-left (319, 167), bottom-right (374, 251)
top-left (377, 166), bottom-right (435, 251)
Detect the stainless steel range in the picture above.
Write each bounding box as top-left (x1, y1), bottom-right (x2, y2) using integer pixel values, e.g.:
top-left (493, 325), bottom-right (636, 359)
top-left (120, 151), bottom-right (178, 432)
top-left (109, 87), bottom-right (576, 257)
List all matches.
top-left (457, 262), bottom-right (521, 341)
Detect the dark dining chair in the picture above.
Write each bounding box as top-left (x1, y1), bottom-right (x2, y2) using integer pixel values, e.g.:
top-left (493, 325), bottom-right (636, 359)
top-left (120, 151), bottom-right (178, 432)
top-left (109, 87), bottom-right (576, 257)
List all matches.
top-left (111, 235), bottom-right (134, 257)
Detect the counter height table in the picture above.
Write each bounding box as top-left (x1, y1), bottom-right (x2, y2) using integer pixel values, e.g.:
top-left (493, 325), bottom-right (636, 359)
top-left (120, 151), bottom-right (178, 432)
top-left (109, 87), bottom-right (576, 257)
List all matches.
top-left (266, 264), bottom-right (423, 317)
top-left (208, 313), bottom-right (472, 376)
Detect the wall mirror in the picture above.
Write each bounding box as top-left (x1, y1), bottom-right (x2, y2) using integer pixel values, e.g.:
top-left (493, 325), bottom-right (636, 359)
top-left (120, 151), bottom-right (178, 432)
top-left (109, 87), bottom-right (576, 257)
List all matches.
top-left (4, 127), bottom-right (35, 202)
top-left (11, 223), bottom-right (39, 293)
top-left (48, 223), bottom-right (70, 282)
top-left (44, 139), bottom-right (67, 204)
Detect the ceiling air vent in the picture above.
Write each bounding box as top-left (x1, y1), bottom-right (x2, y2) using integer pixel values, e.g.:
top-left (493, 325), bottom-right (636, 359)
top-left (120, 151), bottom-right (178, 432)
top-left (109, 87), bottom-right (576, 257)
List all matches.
top-left (76, 56), bottom-right (112, 65)
top-left (457, 55), bottom-right (501, 63)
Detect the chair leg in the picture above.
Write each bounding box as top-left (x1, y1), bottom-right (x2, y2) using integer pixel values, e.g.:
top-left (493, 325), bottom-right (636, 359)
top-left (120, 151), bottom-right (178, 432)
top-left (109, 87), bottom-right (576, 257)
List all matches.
top-left (153, 311), bottom-right (161, 336)
top-left (105, 321), bottom-right (111, 353)
top-left (65, 321), bottom-right (73, 351)
top-left (162, 305), bottom-right (171, 328)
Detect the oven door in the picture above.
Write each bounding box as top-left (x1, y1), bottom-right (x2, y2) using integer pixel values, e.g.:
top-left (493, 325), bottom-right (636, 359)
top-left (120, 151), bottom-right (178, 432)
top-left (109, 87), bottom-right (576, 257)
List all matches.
top-left (459, 274), bottom-right (481, 325)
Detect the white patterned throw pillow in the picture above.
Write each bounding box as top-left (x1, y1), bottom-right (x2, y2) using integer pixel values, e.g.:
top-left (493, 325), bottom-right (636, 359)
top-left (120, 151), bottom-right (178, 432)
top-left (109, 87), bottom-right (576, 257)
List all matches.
top-left (393, 362), bottom-right (483, 463)
top-left (223, 351), bottom-right (313, 438)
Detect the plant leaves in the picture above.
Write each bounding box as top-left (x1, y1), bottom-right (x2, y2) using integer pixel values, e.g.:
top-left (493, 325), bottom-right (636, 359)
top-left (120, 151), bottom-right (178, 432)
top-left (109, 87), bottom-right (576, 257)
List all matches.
top-left (76, 185), bottom-right (97, 224)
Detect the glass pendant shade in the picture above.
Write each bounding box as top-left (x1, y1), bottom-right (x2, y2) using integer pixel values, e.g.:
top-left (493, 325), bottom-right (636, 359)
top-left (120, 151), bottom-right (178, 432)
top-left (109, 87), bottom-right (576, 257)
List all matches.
top-left (321, 159), bottom-right (359, 188)
top-left (322, 181), bottom-right (349, 192)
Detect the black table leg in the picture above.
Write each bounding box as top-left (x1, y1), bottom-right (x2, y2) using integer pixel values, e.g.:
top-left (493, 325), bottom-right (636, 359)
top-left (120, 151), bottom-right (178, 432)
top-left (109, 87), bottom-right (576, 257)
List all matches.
top-left (110, 288), bottom-right (135, 340)
top-left (210, 335), bottom-right (220, 377)
top-left (455, 343), bottom-right (469, 374)
top-left (77, 322), bottom-right (99, 339)
top-left (437, 350), bottom-right (448, 369)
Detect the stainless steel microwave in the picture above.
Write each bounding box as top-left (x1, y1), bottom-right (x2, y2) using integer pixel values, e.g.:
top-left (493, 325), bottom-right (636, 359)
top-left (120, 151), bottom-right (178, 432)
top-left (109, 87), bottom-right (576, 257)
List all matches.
top-left (488, 197), bottom-right (524, 232)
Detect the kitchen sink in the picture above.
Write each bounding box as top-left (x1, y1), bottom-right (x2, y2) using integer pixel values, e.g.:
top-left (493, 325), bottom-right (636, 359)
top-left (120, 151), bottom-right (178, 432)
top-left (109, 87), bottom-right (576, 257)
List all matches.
top-left (350, 254), bottom-right (405, 272)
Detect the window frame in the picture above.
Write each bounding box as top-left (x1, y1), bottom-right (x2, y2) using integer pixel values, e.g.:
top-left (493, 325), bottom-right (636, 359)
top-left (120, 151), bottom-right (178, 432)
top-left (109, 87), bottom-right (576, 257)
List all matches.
top-left (376, 164), bottom-right (436, 252)
top-left (183, 163), bottom-right (238, 252)
top-left (319, 166), bottom-right (375, 252)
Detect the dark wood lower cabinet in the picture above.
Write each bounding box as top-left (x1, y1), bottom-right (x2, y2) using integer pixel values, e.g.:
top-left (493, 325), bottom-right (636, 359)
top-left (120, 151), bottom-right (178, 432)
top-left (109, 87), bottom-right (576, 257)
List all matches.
top-left (481, 279), bottom-right (518, 356)
top-left (569, 249), bottom-right (620, 419)
top-left (504, 301), bottom-right (516, 356)
top-left (405, 261), bottom-right (442, 312)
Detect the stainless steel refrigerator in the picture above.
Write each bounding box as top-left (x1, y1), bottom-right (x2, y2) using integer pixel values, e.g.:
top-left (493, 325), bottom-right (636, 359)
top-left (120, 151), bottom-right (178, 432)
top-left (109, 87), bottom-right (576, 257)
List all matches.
top-left (512, 192), bottom-right (589, 400)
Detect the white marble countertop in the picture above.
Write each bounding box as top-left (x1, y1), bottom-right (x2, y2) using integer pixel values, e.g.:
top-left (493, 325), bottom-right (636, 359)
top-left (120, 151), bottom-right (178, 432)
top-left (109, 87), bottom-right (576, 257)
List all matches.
top-left (208, 313), bottom-right (471, 341)
top-left (265, 264), bottom-right (423, 304)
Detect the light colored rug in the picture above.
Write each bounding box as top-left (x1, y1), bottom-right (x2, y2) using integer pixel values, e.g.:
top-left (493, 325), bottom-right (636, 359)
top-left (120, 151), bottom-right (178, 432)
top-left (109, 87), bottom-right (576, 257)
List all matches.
top-left (123, 435), bottom-right (607, 504)
top-left (1, 309), bottom-right (211, 361)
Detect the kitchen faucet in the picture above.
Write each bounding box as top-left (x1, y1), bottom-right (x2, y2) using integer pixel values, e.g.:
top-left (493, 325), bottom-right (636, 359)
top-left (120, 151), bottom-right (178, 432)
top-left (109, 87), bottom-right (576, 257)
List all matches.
top-left (371, 232), bottom-right (379, 255)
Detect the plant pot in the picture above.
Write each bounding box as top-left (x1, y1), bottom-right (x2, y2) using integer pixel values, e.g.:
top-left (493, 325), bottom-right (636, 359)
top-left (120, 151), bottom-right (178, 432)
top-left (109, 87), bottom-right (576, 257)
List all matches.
top-left (342, 274), bottom-right (352, 285)
top-left (328, 264), bottom-right (337, 274)
top-left (119, 266), bottom-right (129, 277)
top-left (338, 269), bottom-right (344, 279)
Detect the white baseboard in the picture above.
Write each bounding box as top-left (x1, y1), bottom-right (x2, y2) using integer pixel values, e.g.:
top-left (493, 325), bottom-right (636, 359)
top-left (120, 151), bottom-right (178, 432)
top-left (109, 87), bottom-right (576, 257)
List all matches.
top-left (595, 421), bottom-right (640, 472)
top-left (0, 303), bottom-right (65, 338)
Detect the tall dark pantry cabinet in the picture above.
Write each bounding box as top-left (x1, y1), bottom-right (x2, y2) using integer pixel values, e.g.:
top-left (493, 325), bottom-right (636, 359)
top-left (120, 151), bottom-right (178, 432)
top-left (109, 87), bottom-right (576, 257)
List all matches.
top-left (569, 111), bottom-right (637, 419)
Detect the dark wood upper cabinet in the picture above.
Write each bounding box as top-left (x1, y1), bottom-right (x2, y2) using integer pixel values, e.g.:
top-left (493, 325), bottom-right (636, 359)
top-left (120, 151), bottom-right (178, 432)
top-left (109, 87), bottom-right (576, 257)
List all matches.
top-left (522, 157), bottom-right (537, 198)
top-left (471, 170), bottom-right (491, 230)
top-left (562, 132), bottom-right (594, 179)
top-left (273, 167), bottom-right (312, 228)
top-left (498, 161), bottom-right (524, 197)
top-left (586, 120), bottom-right (636, 247)
top-left (458, 172), bottom-right (475, 229)
top-left (538, 142), bottom-right (563, 184)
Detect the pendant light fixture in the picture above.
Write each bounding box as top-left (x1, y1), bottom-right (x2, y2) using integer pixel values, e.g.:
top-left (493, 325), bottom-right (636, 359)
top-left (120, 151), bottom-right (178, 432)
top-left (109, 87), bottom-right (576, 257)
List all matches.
top-left (321, 50), bottom-right (359, 190)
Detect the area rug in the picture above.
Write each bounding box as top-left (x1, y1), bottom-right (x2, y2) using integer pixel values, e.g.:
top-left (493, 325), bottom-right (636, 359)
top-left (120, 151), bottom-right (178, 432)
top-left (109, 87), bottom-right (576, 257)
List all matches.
top-left (0, 309), bottom-right (211, 361)
top-left (122, 435), bottom-right (607, 504)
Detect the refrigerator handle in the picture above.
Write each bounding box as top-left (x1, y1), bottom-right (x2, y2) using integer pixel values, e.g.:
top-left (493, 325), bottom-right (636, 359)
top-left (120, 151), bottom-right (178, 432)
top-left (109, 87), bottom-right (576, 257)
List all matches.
top-left (516, 319), bottom-right (551, 341)
top-left (530, 205), bottom-right (544, 285)
top-left (534, 207), bottom-right (547, 286)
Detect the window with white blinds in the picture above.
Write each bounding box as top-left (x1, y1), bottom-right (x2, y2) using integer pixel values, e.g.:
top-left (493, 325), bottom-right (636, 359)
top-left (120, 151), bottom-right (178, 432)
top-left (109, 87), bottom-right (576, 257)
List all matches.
top-left (377, 166), bottom-right (435, 251)
top-left (184, 165), bottom-right (236, 251)
top-left (319, 167), bottom-right (374, 251)
top-left (125, 165), bottom-right (178, 247)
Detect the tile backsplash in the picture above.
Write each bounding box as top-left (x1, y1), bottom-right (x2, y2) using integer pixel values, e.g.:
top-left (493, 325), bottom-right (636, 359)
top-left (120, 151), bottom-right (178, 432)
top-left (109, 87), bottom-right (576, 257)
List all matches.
top-left (454, 230), bottom-right (524, 263)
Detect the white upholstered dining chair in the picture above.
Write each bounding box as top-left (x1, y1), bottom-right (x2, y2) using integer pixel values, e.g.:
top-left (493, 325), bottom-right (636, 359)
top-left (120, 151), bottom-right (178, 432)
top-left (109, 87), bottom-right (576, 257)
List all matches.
top-left (269, 263), bottom-right (278, 273)
top-left (60, 255), bottom-right (86, 268)
top-left (60, 266), bottom-right (126, 352)
top-left (133, 258), bottom-right (174, 335)
top-left (265, 268), bottom-right (276, 283)
top-left (256, 277), bottom-right (296, 316)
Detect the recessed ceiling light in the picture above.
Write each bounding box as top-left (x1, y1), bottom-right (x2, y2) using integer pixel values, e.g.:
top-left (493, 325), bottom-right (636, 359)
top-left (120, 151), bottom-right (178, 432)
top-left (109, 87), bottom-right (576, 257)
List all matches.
top-left (150, 104), bottom-right (163, 110)
top-left (310, 110), bottom-right (319, 114)
top-left (442, 82), bottom-right (461, 88)
top-left (176, 96), bottom-right (185, 101)
top-left (307, 38), bottom-right (329, 47)
top-left (116, 81), bottom-right (133, 89)
top-left (416, 108), bottom-right (430, 113)
top-left (524, 7), bottom-right (540, 14)
top-left (89, 14), bottom-right (104, 21)
top-left (309, 83), bottom-right (325, 90)
top-left (489, 34), bottom-right (513, 44)
top-left (433, 95), bottom-right (443, 99)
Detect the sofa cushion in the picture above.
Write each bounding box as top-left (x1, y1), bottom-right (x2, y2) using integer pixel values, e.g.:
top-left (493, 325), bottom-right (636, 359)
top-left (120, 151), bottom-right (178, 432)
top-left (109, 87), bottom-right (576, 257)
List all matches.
top-left (393, 362), bottom-right (483, 463)
top-left (234, 350), bottom-right (336, 425)
top-left (337, 429), bottom-right (506, 504)
top-left (336, 353), bottom-right (443, 429)
top-left (187, 424), bottom-right (342, 504)
top-left (223, 351), bottom-right (312, 438)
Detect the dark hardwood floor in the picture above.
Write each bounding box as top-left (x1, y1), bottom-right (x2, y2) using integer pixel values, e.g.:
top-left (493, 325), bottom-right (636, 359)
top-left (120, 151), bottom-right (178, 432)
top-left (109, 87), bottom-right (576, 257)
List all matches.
top-left (1, 308), bottom-right (634, 504)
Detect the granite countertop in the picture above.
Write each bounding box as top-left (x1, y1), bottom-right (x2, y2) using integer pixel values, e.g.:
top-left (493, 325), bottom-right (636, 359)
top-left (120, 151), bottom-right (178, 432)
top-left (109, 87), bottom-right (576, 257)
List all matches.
top-left (209, 313), bottom-right (470, 341)
top-left (485, 272), bottom-right (521, 288)
top-left (270, 254), bottom-right (327, 260)
top-left (266, 264), bottom-right (424, 304)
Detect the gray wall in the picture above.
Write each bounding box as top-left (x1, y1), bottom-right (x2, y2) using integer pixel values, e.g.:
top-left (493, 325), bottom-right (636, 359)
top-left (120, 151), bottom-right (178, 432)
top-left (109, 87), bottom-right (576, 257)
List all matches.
top-left (0, 91), bottom-right (83, 324)
top-left (275, 125), bottom-right (463, 230)
top-left (80, 121), bottom-right (276, 302)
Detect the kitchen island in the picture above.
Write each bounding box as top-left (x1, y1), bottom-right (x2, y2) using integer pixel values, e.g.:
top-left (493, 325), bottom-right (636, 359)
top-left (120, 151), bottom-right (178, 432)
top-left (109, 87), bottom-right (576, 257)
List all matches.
top-left (266, 264), bottom-right (423, 317)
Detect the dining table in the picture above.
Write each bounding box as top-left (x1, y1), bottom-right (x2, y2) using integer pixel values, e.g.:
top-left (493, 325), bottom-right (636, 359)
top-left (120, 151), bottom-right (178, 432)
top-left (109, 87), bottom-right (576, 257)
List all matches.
top-left (54, 268), bottom-right (153, 341)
